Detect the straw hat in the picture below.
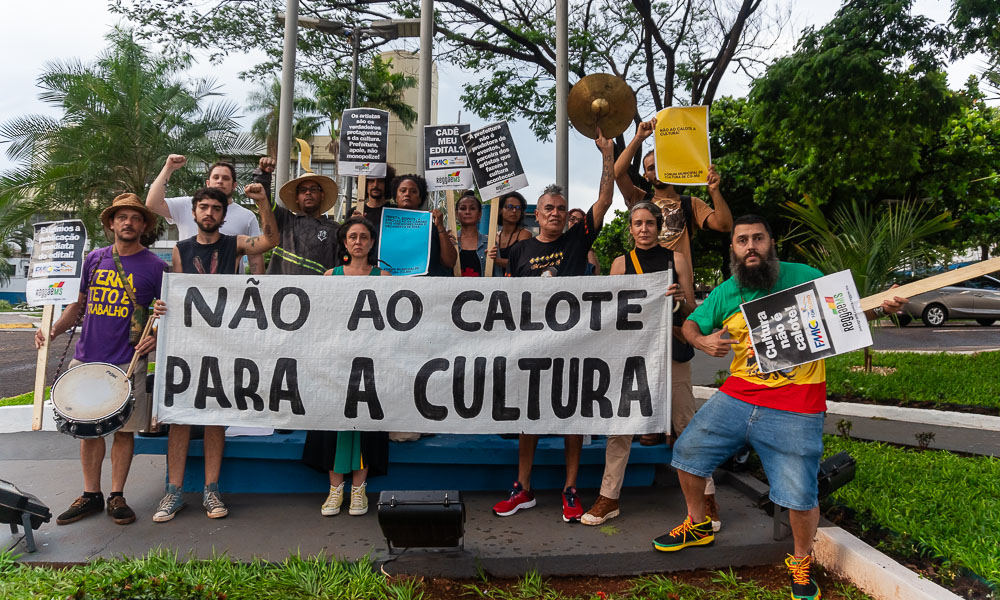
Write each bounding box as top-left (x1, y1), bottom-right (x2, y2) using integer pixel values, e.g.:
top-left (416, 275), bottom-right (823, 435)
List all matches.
top-left (99, 193), bottom-right (158, 234)
top-left (278, 173), bottom-right (339, 215)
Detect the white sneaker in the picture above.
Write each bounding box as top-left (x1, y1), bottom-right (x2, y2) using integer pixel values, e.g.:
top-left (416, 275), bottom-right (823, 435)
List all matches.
top-left (349, 482), bottom-right (368, 516)
top-left (322, 483), bottom-right (344, 516)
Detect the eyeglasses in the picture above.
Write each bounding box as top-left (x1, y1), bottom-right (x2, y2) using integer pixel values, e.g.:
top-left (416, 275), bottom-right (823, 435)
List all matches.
top-left (503, 204), bottom-right (522, 211)
top-left (298, 185), bottom-right (322, 194)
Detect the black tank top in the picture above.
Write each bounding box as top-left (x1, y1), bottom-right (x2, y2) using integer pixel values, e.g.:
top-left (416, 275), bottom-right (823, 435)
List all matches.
top-left (624, 245), bottom-right (675, 277)
top-left (176, 234), bottom-right (240, 275)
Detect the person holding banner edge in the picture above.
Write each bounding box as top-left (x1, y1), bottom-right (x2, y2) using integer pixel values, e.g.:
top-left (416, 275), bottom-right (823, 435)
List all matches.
top-left (35, 194), bottom-right (166, 526)
top-left (661, 214), bottom-right (908, 600)
top-left (150, 183), bottom-right (280, 523)
top-left (301, 216), bottom-right (390, 517)
top-left (145, 155), bottom-right (268, 275)
top-left (493, 128), bottom-right (615, 523)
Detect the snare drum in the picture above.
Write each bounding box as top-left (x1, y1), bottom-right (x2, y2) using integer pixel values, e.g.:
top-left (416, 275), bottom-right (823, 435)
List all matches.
top-left (51, 362), bottom-right (134, 439)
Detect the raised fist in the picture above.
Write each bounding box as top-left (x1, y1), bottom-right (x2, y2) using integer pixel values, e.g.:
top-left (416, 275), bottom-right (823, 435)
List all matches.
top-left (244, 182), bottom-right (267, 202)
top-left (165, 154), bottom-right (187, 172)
top-left (636, 118), bottom-right (656, 141)
top-left (258, 157), bottom-right (276, 173)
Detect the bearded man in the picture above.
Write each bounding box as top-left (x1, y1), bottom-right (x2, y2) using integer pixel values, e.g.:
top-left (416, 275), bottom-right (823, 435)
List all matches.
top-left (655, 214), bottom-right (908, 600)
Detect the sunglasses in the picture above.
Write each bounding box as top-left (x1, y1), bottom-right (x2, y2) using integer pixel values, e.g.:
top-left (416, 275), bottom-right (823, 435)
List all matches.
top-left (298, 185), bottom-right (323, 194)
top-left (503, 204), bottom-right (522, 211)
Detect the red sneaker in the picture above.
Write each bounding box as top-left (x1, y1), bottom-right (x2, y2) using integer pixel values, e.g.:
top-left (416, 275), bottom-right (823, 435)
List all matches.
top-left (493, 482), bottom-right (536, 516)
top-left (562, 486), bottom-right (584, 523)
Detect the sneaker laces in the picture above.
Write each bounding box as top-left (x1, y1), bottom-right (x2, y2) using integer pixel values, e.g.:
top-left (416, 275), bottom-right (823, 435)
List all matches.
top-left (70, 496), bottom-right (91, 509)
top-left (204, 491), bottom-right (225, 512)
top-left (787, 555), bottom-right (812, 585)
top-left (157, 493), bottom-right (179, 512)
top-left (669, 516), bottom-right (695, 537)
top-left (564, 488), bottom-right (578, 507)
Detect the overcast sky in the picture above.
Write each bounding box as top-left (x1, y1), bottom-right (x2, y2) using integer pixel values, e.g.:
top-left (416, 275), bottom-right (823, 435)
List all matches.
top-left (0, 0), bottom-right (985, 213)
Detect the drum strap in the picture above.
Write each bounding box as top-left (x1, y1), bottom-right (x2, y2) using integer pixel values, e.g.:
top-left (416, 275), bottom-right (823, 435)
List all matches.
top-left (112, 246), bottom-right (140, 309)
top-left (54, 247), bottom-right (103, 379)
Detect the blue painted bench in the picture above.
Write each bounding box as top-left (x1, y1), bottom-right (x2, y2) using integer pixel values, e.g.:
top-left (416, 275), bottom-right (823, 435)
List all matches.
top-left (134, 432), bottom-right (672, 494)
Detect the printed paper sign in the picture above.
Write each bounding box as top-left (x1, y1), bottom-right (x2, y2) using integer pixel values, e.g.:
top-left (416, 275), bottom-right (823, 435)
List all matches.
top-left (741, 270), bottom-right (872, 373)
top-left (653, 106), bottom-right (711, 186)
top-left (461, 121), bottom-right (528, 200)
top-left (425, 124), bottom-right (474, 191)
top-left (26, 219), bottom-right (87, 305)
top-left (154, 273), bottom-right (674, 435)
top-left (377, 207), bottom-right (432, 276)
top-left (338, 108), bottom-right (389, 177)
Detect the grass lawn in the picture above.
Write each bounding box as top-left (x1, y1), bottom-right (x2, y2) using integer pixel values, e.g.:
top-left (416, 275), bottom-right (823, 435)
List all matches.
top-left (0, 551), bottom-right (873, 600)
top-left (0, 388), bottom-right (48, 407)
top-left (825, 435), bottom-right (1000, 589)
top-left (826, 350), bottom-right (1000, 409)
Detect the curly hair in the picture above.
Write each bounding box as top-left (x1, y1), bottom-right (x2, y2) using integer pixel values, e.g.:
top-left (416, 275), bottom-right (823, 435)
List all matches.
top-left (390, 174), bottom-right (428, 205)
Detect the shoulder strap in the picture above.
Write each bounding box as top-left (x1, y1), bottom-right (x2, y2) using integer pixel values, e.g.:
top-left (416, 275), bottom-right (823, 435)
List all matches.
top-left (111, 246), bottom-right (139, 308)
top-left (680, 195), bottom-right (694, 235)
top-left (628, 250), bottom-right (643, 274)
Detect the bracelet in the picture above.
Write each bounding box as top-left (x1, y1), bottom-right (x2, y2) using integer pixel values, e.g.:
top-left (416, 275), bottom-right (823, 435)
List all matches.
top-left (872, 306), bottom-right (886, 318)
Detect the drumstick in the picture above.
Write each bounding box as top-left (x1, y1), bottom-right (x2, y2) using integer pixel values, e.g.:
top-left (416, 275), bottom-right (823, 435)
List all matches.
top-left (125, 315), bottom-right (158, 379)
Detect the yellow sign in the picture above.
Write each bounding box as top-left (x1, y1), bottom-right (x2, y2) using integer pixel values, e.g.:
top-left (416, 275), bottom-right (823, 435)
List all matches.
top-left (295, 138), bottom-right (314, 173)
top-left (653, 106), bottom-right (711, 186)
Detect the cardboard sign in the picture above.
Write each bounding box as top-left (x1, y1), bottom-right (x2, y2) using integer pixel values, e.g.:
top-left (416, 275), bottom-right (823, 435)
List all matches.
top-left (461, 121), bottom-right (528, 200)
top-left (653, 106), bottom-right (711, 186)
top-left (154, 273), bottom-right (674, 435)
top-left (741, 270), bottom-right (871, 373)
top-left (377, 207), bottom-right (433, 276)
top-left (25, 219), bottom-right (88, 305)
top-left (425, 124), bottom-right (474, 191)
top-left (338, 108), bottom-right (389, 177)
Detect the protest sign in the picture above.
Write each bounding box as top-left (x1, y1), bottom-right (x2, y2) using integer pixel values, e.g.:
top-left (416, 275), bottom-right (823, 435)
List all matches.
top-left (338, 108), bottom-right (389, 177)
top-left (653, 106), bottom-right (711, 186)
top-left (377, 207), bottom-right (432, 276)
top-left (425, 124), bottom-right (473, 191)
top-left (153, 273), bottom-right (674, 435)
top-left (461, 121), bottom-right (528, 200)
top-left (26, 219), bottom-right (87, 306)
top-left (741, 270), bottom-right (871, 373)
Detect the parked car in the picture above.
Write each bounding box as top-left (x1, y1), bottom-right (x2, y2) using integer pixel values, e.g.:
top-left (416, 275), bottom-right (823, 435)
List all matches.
top-left (896, 273), bottom-right (1000, 326)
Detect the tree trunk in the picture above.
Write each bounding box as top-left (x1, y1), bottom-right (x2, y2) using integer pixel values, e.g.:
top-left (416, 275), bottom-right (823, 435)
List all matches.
top-left (863, 347), bottom-right (873, 373)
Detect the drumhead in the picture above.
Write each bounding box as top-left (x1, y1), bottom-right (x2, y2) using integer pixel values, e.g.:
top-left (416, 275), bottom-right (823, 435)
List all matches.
top-left (51, 362), bottom-right (132, 422)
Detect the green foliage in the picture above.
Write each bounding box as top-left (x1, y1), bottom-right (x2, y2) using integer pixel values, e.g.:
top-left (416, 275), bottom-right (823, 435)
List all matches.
top-left (825, 436), bottom-right (1000, 587)
top-left (591, 209), bottom-right (630, 274)
top-left (0, 28), bottom-right (259, 241)
top-left (826, 350), bottom-right (1000, 408)
top-left (247, 79), bottom-right (325, 158)
top-left (0, 299), bottom-right (11, 311)
top-left (0, 387), bottom-right (49, 407)
top-left (749, 0), bottom-right (958, 207)
top-left (784, 195), bottom-right (955, 297)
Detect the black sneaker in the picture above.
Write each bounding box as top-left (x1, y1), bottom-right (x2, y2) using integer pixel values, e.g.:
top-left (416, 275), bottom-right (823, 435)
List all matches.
top-left (786, 554), bottom-right (822, 599)
top-left (57, 493), bottom-right (104, 525)
top-left (106, 495), bottom-right (136, 525)
top-left (652, 515), bottom-right (714, 551)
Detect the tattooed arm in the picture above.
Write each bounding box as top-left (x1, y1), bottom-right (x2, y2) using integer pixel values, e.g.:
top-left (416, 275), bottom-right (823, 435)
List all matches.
top-left (591, 127), bottom-right (616, 227)
top-left (237, 183), bottom-right (280, 255)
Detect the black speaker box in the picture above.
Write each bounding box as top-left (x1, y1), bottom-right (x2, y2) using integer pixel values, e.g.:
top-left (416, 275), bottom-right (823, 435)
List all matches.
top-left (376, 490), bottom-right (465, 552)
top-left (0, 479), bottom-right (50, 530)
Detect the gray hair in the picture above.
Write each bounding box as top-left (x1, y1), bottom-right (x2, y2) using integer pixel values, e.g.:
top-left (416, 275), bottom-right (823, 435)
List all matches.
top-left (539, 184), bottom-right (564, 202)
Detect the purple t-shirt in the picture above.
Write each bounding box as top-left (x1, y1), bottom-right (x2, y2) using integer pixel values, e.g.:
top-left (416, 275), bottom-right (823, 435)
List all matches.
top-left (74, 246), bottom-right (167, 365)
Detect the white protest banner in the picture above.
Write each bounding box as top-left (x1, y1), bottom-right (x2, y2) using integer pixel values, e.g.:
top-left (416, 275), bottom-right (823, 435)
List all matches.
top-left (461, 121), bottom-right (529, 200)
top-left (26, 219), bottom-right (88, 305)
top-left (338, 108), bottom-right (389, 177)
top-left (425, 124), bottom-right (474, 191)
top-left (741, 270), bottom-right (871, 373)
top-left (154, 273), bottom-right (673, 435)
top-left (377, 207), bottom-right (432, 276)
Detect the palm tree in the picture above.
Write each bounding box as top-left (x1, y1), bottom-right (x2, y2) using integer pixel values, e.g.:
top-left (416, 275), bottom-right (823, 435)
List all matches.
top-left (785, 196), bottom-right (956, 370)
top-left (246, 79), bottom-right (326, 158)
top-left (0, 28), bottom-right (260, 240)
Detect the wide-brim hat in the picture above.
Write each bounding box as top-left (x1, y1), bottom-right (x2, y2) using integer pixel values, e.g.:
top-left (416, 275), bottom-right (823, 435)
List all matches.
top-left (279, 173), bottom-right (339, 215)
top-left (100, 193), bottom-right (158, 234)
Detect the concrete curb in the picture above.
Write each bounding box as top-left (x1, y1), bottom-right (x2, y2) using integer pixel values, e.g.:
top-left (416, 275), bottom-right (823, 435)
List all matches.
top-left (814, 526), bottom-right (963, 600)
top-left (0, 403), bottom-right (57, 433)
top-left (693, 386), bottom-right (1000, 432)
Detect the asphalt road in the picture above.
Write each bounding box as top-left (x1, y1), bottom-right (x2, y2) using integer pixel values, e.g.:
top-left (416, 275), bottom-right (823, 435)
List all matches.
top-left (1, 314), bottom-right (997, 397)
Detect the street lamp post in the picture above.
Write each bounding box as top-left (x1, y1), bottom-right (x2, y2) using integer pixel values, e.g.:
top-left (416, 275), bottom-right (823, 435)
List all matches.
top-left (275, 0), bottom-right (299, 192)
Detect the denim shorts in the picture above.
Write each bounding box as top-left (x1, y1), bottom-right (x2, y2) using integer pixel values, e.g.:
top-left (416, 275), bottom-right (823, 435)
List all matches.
top-left (671, 390), bottom-right (825, 511)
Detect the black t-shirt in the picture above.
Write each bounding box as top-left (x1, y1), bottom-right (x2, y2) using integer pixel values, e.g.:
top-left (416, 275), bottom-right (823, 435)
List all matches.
top-left (459, 249), bottom-right (482, 277)
top-left (624, 245), bottom-right (675, 277)
top-left (176, 234), bottom-right (240, 275)
top-left (507, 207), bottom-right (602, 277)
top-left (267, 204), bottom-right (340, 275)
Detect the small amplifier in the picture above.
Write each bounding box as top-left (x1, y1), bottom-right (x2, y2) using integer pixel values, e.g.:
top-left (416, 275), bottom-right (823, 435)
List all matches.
top-left (376, 490), bottom-right (465, 553)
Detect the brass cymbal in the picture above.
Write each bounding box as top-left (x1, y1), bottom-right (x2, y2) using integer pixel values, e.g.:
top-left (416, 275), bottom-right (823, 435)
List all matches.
top-left (567, 73), bottom-right (636, 139)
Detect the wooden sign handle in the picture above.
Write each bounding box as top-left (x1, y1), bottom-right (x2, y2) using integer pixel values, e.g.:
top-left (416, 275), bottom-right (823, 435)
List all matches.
top-left (860, 257), bottom-right (1000, 312)
top-left (354, 175), bottom-right (366, 217)
top-left (31, 305), bottom-right (54, 431)
top-left (484, 196), bottom-right (500, 277)
top-left (446, 190), bottom-right (461, 277)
